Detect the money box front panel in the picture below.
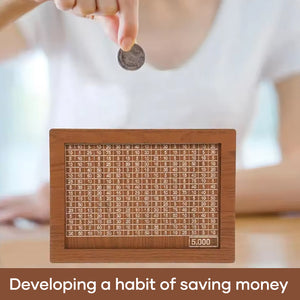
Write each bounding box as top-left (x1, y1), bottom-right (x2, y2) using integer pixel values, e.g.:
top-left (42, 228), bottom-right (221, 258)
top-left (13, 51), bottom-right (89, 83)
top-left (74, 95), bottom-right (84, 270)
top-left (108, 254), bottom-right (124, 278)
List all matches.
top-left (50, 129), bottom-right (235, 262)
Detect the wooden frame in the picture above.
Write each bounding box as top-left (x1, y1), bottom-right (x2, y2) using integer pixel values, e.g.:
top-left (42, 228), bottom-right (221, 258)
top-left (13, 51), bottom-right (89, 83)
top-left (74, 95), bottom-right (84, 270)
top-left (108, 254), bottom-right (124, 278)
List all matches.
top-left (50, 129), bottom-right (235, 263)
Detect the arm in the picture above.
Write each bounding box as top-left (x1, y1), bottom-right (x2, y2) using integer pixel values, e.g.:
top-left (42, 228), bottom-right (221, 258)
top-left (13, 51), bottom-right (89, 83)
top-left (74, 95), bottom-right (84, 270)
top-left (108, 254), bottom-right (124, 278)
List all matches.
top-left (0, 0), bottom-right (43, 30)
top-left (0, 24), bottom-right (28, 61)
top-left (0, 0), bottom-right (138, 63)
top-left (236, 75), bottom-right (300, 214)
top-left (0, 0), bottom-right (44, 61)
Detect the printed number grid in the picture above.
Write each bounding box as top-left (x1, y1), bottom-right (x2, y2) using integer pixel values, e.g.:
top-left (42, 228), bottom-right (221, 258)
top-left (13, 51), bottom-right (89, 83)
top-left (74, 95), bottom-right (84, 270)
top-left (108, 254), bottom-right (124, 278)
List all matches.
top-left (65, 144), bottom-right (219, 242)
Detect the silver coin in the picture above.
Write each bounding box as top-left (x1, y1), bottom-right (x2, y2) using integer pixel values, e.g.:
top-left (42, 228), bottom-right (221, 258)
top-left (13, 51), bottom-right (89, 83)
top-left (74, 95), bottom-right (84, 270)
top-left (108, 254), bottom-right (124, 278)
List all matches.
top-left (118, 44), bottom-right (145, 71)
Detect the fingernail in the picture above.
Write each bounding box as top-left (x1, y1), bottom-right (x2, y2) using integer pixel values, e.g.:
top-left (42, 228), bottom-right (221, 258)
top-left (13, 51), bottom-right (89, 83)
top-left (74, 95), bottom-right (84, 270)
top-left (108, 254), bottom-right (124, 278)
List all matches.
top-left (121, 37), bottom-right (134, 51)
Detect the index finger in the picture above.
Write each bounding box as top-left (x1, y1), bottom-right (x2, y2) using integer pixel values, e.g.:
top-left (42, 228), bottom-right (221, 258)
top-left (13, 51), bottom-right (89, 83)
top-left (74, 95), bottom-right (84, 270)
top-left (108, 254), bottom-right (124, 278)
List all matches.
top-left (118, 0), bottom-right (139, 51)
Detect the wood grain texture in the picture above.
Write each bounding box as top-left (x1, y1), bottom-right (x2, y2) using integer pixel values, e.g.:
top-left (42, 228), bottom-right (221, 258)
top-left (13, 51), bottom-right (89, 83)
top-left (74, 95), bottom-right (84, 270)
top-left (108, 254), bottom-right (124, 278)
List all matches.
top-left (50, 129), bottom-right (236, 263)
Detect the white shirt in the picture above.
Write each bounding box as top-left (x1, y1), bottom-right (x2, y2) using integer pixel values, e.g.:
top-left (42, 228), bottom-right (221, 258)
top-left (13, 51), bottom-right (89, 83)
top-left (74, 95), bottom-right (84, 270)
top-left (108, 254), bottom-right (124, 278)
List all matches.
top-left (17, 0), bottom-right (300, 170)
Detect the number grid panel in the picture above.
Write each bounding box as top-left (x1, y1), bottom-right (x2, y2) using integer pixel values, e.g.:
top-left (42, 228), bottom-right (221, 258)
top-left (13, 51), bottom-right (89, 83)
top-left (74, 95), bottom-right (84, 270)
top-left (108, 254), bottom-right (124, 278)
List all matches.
top-left (65, 143), bottom-right (219, 248)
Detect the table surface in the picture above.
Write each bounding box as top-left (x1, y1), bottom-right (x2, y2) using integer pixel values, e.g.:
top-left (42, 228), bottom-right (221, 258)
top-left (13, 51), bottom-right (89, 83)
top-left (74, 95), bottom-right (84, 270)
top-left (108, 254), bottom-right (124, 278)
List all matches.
top-left (0, 215), bottom-right (299, 268)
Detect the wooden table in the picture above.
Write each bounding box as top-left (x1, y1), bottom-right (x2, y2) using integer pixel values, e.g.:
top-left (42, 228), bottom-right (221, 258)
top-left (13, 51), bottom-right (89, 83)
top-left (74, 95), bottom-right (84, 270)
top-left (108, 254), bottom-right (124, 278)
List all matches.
top-left (0, 215), bottom-right (299, 268)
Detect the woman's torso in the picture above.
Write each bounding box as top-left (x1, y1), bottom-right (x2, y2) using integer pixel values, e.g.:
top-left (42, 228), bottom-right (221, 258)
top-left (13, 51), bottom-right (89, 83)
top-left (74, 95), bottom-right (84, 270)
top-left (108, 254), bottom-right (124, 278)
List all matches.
top-left (38, 0), bottom-right (285, 167)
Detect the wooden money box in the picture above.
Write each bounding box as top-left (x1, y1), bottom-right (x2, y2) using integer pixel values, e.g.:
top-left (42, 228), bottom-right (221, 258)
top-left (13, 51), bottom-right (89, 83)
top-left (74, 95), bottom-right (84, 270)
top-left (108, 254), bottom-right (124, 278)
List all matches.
top-left (50, 129), bottom-right (235, 262)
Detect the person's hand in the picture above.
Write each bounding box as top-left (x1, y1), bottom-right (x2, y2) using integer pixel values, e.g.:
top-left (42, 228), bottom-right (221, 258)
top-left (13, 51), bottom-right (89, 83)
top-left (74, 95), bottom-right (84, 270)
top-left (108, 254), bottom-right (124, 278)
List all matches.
top-left (0, 183), bottom-right (50, 224)
top-left (42, 0), bottom-right (139, 51)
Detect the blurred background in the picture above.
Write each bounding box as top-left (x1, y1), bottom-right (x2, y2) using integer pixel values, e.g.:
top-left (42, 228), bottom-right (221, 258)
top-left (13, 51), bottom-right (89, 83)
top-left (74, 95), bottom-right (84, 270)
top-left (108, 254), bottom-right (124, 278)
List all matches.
top-left (0, 50), bottom-right (281, 198)
top-left (1, 0), bottom-right (299, 269)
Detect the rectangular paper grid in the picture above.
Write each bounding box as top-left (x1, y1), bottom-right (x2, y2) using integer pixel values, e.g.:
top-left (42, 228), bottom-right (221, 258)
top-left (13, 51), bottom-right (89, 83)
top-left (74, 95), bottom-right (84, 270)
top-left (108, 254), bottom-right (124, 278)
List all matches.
top-left (65, 144), bottom-right (219, 248)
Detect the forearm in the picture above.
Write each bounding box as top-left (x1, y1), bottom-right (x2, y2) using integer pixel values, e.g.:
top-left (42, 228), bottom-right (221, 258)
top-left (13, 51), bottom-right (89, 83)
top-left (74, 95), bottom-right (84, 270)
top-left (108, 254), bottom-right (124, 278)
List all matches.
top-left (0, 0), bottom-right (41, 30)
top-left (236, 159), bottom-right (300, 214)
top-left (0, 1), bottom-right (45, 61)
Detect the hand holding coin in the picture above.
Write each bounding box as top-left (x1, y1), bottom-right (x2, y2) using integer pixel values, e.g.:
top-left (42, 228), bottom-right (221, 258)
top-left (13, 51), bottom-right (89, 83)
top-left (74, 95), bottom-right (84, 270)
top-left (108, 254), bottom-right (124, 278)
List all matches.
top-left (53, 0), bottom-right (139, 51)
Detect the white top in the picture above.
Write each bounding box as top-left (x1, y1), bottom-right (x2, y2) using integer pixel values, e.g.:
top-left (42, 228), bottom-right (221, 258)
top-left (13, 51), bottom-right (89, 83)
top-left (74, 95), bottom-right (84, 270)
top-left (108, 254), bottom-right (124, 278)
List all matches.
top-left (17, 0), bottom-right (300, 170)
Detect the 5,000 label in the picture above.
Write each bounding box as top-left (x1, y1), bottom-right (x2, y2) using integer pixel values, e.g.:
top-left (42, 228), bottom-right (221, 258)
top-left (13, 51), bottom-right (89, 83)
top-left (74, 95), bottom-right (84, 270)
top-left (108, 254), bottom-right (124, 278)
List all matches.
top-left (189, 237), bottom-right (218, 248)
